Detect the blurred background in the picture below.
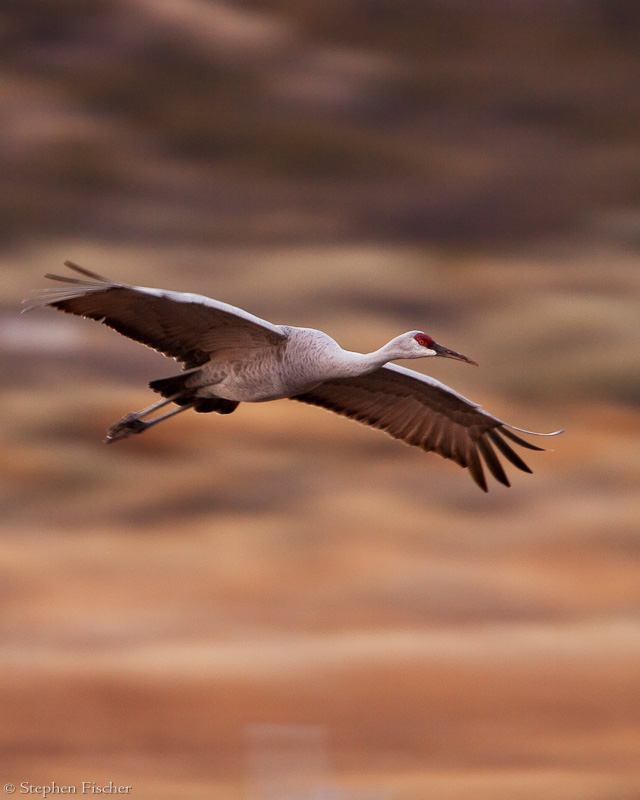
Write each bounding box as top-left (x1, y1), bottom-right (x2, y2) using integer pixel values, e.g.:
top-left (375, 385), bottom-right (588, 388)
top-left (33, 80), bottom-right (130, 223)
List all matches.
top-left (1, 1), bottom-right (639, 798)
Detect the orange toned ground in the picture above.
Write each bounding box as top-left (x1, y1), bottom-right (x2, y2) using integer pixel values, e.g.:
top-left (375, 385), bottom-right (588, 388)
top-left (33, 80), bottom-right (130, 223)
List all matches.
top-left (2, 243), bottom-right (639, 799)
top-left (1, 2), bottom-right (640, 798)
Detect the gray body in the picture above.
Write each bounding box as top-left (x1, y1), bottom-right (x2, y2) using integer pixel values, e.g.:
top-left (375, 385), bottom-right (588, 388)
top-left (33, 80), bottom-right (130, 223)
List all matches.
top-left (190, 327), bottom-right (384, 402)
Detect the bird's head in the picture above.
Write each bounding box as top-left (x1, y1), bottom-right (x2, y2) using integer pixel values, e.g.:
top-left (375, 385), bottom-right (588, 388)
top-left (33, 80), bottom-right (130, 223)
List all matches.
top-left (393, 331), bottom-right (478, 365)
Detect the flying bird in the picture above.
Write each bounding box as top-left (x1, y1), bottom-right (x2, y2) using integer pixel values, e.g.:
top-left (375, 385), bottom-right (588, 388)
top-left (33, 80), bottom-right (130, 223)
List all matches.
top-left (25, 262), bottom-right (561, 491)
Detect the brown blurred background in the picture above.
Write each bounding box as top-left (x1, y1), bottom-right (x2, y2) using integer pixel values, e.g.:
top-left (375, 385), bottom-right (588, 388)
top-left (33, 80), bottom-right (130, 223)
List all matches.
top-left (1, 1), bottom-right (639, 798)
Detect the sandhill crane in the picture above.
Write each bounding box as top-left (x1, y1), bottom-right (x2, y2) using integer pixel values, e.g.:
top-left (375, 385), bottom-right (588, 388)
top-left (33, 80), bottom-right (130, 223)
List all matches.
top-left (25, 262), bottom-right (561, 491)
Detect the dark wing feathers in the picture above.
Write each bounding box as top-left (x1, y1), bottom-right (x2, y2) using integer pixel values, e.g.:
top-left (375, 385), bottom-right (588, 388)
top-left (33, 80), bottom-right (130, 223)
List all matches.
top-left (499, 426), bottom-right (545, 451)
top-left (47, 287), bottom-right (214, 368)
top-left (291, 363), bottom-right (555, 491)
top-left (486, 429), bottom-right (533, 473)
top-left (27, 261), bottom-right (285, 369)
top-left (475, 435), bottom-right (510, 487)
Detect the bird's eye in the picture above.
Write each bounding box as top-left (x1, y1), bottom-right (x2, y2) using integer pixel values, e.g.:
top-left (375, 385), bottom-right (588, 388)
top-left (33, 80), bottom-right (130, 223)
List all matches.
top-left (414, 333), bottom-right (434, 348)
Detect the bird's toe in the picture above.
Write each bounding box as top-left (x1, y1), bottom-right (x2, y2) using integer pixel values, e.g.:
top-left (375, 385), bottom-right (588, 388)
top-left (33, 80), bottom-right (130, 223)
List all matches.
top-left (104, 414), bottom-right (147, 443)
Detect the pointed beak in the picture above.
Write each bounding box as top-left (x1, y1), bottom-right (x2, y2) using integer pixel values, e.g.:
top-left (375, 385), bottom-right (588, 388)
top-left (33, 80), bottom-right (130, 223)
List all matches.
top-left (432, 342), bottom-right (478, 366)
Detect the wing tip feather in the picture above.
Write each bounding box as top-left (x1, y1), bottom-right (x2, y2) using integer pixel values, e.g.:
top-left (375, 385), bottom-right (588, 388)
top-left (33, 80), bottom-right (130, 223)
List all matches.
top-left (476, 435), bottom-right (511, 488)
top-left (62, 260), bottom-right (113, 283)
top-left (23, 261), bottom-right (116, 310)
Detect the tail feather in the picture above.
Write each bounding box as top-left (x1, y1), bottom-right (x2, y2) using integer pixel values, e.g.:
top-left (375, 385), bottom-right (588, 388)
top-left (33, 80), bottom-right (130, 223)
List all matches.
top-left (149, 373), bottom-right (195, 401)
top-left (149, 373), bottom-right (238, 415)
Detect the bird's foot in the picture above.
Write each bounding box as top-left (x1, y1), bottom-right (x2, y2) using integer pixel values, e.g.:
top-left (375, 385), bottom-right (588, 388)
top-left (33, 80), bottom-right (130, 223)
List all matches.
top-left (104, 414), bottom-right (148, 443)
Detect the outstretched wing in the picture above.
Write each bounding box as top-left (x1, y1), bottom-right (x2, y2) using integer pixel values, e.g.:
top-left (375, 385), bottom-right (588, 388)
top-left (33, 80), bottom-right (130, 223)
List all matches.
top-left (24, 261), bottom-right (287, 369)
top-left (292, 363), bottom-right (561, 491)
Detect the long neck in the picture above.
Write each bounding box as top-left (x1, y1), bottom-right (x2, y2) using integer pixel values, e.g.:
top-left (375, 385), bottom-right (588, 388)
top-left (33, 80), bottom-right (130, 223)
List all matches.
top-left (334, 340), bottom-right (404, 377)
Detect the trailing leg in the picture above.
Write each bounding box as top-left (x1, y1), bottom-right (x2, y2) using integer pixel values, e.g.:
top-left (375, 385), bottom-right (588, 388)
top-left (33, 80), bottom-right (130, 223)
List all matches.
top-left (104, 396), bottom-right (193, 442)
top-left (105, 372), bottom-right (240, 442)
